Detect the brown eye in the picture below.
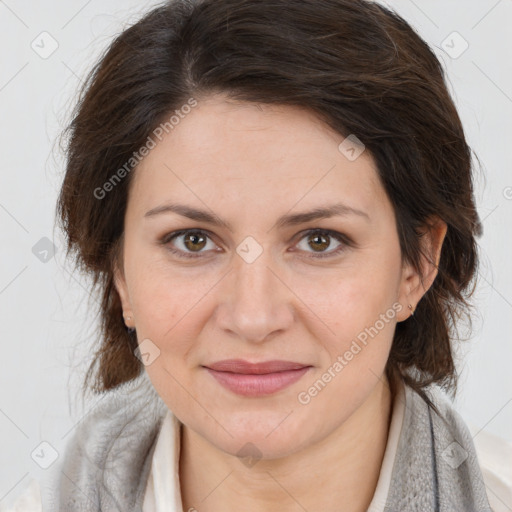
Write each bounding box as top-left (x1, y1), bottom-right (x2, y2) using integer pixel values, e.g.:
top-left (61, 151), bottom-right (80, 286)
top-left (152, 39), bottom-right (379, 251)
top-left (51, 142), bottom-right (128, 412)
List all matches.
top-left (183, 231), bottom-right (208, 252)
top-left (162, 229), bottom-right (217, 259)
top-left (161, 228), bottom-right (351, 261)
top-left (294, 229), bottom-right (349, 259)
top-left (307, 232), bottom-right (331, 252)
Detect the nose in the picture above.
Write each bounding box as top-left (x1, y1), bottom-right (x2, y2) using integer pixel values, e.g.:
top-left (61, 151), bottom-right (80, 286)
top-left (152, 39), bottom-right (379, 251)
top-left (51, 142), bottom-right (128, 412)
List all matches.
top-left (214, 251), bottom-right (295, 344)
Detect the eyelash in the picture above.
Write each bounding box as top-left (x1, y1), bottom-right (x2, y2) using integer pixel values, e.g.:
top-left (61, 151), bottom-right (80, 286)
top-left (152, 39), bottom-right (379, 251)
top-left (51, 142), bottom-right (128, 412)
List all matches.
top-left (160, 228), bottom-right (352, 260)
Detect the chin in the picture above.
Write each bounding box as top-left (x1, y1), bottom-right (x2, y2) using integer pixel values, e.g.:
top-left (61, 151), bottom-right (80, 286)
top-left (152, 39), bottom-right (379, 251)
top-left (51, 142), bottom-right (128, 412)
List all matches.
top-left (199, 411), bottom-right (318, 461)
top-left (216, 433), bottom-right (307, 463)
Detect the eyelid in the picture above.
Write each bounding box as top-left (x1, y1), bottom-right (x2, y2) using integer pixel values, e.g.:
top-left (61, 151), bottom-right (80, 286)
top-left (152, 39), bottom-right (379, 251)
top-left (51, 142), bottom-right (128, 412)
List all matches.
top-left (160, 228), bottom-right (352, 260)
top-left (290, 228), bottom-right (352, 259)
top-left (160, 229), bottom-right (219, 259)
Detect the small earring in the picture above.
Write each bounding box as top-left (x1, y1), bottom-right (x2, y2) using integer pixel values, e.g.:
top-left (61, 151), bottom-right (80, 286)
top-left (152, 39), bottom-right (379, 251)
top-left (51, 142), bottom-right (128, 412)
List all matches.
top-left (408, 304), bottom-right (415, 316)
top-left (123, 314), bottom-right (135, 333)
top-left (124, 316), bottom-right (135, 334)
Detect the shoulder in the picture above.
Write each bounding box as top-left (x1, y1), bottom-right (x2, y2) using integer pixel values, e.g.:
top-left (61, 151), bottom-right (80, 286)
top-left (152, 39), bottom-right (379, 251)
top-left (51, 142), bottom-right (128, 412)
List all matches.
top-left (61, 370), bottom-right (167, 464)
top-left (470, 423), bottom-right (512, 512)
top-left (422, 384), bottom-right (512, 512)
top-left (0, 479), bottom-right (42, 512)
top-left (55, 371), bottom-right (168, 509)
top-left (1, 372), bottom-right (169, 512)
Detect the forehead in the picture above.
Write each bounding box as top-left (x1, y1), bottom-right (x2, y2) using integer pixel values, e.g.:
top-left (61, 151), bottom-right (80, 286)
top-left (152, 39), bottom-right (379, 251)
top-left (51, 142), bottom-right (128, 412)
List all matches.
top-left (129, 94), bottom-right (388, 222)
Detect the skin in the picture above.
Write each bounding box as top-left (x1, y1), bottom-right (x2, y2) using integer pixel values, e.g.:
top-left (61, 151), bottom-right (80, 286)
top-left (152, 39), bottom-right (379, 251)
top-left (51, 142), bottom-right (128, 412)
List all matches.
top-left (114, 93), bottom-right (447, 512)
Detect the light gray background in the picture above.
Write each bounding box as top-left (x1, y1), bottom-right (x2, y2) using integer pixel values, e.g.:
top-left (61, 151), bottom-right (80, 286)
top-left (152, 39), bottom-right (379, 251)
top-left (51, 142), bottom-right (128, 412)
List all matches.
top-left (1, 0), bottom-right (511, 507)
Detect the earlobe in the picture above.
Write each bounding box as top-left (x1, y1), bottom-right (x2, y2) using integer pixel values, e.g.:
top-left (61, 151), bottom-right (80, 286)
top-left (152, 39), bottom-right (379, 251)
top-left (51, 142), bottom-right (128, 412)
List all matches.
top-left (113, 262), bottom-right (134, 328)
top-left (396, 259), bottom-right (419, 322)
top-left (396, 216), bottom-right (447, 322)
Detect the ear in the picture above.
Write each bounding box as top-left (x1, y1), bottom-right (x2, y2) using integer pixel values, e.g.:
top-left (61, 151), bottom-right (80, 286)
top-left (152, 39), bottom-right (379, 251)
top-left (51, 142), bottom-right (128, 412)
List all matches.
top-left (113, 258), bottom-right (135, 329)
top-left (396, 216), bottom-right (447, 322)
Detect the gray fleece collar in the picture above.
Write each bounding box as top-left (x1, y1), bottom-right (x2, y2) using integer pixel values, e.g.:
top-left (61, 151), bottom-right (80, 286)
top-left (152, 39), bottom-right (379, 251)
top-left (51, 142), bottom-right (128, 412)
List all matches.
top-left (41, 371), bottom-right (492, 512)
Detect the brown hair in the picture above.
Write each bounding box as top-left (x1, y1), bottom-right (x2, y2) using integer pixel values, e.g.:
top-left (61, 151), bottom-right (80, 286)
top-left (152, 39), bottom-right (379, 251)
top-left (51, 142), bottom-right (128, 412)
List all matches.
top-left (56, 0), bottom-right (481, 404)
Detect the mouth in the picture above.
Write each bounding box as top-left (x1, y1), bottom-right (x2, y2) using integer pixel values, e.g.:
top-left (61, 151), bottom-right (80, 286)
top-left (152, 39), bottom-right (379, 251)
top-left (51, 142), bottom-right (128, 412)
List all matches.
top-left (202, 359), bottom-right (312, 397)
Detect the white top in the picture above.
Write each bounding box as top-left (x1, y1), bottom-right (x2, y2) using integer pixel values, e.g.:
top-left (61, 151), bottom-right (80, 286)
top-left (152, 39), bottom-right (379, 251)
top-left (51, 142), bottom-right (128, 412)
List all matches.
top-left (141, 379), bottom-right (511, 511)
top-left (3, 381), bottom-right (511, 512)
top-left (142, 387), bottom-right (405, 512)
top-left (141, 380), bottom-right (405, 511)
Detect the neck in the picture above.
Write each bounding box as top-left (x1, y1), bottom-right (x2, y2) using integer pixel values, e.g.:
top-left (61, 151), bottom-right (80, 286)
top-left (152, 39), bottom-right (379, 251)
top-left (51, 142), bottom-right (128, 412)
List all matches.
top-left (179, 377), bottom-right (393, 512)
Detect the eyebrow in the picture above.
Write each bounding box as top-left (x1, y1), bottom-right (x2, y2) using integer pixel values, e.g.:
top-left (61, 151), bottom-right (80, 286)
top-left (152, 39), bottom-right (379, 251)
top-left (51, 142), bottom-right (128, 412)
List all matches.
top-left (144, 201), bottom-right (370, 230)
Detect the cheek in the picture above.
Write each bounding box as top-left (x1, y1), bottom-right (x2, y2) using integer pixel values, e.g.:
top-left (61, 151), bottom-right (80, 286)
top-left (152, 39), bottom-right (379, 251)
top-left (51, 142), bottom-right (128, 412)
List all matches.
top-left (125, 263), bottom-right (226, 381)
top-left (294, 272), bottom-right (399, 408)
top-left (130, 277), bottom-right (206, 347)
top-left (300, 259), bottom-right (401, 335)
top-left (293, 254), bottom-right (402, 375)
top-left (126, 228), bottom-right (402, 357)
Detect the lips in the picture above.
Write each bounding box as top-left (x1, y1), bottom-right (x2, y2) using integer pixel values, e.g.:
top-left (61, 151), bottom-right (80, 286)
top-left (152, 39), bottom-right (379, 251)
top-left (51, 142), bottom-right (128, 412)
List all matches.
top-left (204, 359), bottom-right (309, 374)
top-left (202, 359), bottom-right (312, 397)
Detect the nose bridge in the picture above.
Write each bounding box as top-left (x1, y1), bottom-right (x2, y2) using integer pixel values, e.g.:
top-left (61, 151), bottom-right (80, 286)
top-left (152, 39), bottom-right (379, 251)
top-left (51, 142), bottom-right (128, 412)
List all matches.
top-left (217, 246), bottom-right (294, 343)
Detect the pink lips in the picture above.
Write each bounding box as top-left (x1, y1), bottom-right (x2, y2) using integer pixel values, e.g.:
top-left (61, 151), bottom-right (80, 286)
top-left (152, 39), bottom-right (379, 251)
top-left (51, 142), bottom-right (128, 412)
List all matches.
top-left (203, 359), bottom-right (311, 397)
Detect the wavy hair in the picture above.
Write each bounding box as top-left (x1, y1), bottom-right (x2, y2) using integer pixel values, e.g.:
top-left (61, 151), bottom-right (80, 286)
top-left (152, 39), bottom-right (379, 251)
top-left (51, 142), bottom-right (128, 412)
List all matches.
top-left (56, 0), bottom-right (481, 405)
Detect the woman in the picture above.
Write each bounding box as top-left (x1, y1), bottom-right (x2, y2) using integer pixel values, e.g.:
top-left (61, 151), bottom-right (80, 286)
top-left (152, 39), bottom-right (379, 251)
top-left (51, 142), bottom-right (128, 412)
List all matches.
top-left (3, 0), bottom-right (511, 511)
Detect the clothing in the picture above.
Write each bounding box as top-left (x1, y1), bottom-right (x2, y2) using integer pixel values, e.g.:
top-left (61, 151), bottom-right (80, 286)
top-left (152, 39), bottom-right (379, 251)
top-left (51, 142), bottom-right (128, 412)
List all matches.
top-left (140, 377), bottom-right (407, 512)
top-left (142, 379), bottom-right (511, 512)
top-left (2, 370), bottom-right (510, 511)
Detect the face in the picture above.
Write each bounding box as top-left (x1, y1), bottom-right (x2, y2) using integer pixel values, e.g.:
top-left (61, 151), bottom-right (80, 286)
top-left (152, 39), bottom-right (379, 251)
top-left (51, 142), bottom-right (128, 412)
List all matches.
top-left (115, 93), bottom-right (424, 459)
